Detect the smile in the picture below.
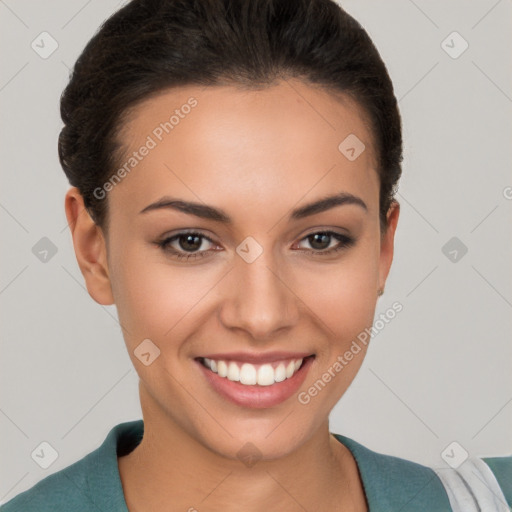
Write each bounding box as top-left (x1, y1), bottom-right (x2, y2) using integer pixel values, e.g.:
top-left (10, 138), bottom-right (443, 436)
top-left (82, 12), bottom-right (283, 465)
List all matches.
top-left (200, 357), bottom-right (304, 386)
top-left (196, 354), bottom-right (315, 408)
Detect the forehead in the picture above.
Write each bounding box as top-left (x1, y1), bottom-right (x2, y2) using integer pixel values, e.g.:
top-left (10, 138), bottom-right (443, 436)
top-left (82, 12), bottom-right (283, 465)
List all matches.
top-left (109, 80), bottom-right (379, 224)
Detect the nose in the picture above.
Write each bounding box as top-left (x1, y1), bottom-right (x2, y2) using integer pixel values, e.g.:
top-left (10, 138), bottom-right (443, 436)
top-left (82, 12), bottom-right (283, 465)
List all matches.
top-left (218, 248), bottom-right (300, 340)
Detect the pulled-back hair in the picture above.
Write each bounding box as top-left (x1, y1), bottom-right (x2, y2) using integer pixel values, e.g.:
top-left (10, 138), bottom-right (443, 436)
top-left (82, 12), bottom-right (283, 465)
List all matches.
top-left (58, 0), bottom-right (402, 232)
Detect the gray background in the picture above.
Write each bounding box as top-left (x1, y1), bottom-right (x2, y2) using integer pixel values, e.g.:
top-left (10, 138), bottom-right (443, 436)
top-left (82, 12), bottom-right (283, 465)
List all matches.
top-left (1, 0), bottom-right (511, 503)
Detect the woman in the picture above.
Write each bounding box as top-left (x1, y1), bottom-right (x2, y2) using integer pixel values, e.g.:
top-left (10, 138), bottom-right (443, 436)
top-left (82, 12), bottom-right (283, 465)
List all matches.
top-left (1, 0), bottom-right (510, 510)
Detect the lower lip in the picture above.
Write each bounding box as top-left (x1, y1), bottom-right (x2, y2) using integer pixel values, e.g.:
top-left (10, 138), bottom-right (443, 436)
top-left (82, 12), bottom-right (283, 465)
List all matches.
top-left (196, 356), bottom-right (314, 409)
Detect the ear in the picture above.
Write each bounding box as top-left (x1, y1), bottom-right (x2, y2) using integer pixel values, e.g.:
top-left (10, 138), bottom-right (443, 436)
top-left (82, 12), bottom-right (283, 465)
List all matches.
top-left (378, 200), bottom-right (400, 293)
top-left (64, 187), bottom-right (114, 305)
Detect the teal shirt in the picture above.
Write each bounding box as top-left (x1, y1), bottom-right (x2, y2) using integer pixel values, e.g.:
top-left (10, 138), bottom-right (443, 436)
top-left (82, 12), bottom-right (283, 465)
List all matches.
top-left (1, 420), bottom-right (510, 511)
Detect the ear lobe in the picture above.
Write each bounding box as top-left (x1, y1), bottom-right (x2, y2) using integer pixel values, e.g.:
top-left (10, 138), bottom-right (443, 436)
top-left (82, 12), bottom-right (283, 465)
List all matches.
top-left (378, 201), bottom-right (400, 292)
top-left (64, 187), bottom-right (115, 306)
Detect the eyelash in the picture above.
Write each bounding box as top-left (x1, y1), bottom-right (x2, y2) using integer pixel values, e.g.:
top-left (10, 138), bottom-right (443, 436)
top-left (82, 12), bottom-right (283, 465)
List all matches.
top-left (155, 230), bottom-right (356, 261)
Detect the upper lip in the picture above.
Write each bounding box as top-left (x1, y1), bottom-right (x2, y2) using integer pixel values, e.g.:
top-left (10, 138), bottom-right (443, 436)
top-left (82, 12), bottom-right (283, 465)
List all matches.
top-left (197, 351), bottom-right (314, 364)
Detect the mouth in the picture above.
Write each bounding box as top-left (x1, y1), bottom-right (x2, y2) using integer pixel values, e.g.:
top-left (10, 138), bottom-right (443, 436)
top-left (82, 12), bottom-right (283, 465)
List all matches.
top-left (195, 354), bottom-right (315, 408)
top-left (198, 356), bottom-right (308, 386)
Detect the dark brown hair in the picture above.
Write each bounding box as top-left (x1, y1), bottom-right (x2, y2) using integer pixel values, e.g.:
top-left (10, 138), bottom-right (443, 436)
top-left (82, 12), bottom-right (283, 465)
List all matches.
top-left (58, 0), bottom-right (402, 232)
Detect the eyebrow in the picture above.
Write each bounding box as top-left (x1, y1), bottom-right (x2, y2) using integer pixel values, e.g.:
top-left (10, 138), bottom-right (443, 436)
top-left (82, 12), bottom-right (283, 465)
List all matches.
top-left (139, 191), bottom-right (367, 223)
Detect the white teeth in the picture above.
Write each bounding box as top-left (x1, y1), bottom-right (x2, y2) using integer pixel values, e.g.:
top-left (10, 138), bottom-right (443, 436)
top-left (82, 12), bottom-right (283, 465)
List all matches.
top-left (257, 364), bottom-right (275, 386)
top-left (274, 363), bottom-right (286, 382)
top-left (217, 360), bottom-right (228, 377)
top-left (239, 363), bottom-right (257, 385)
top-left (285, 361), bottom-right (295, 378)
top-left (227, 361), bottom-right (240, 381)
top-left (202, 357), bottom-right (304, 386)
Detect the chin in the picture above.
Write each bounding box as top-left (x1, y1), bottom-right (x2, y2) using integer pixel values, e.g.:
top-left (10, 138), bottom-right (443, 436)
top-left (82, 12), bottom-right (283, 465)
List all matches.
top-left (204, 430), bottom-right (311, 465)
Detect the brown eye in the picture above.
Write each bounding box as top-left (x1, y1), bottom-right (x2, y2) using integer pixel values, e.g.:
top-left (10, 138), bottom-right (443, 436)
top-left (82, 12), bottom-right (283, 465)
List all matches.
top-left (307, 233), bottom-right (331, 250)
top-left (177, 234), bottom-right (203, 252)
top-left (296, 231), bottom-right (355, 255)
top-left (156, 231), bottom-right (218, 261)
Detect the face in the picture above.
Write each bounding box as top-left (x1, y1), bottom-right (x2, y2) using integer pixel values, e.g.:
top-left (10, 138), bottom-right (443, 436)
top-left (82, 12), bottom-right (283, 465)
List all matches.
top-left (69, 80), bottom-right (398, 461)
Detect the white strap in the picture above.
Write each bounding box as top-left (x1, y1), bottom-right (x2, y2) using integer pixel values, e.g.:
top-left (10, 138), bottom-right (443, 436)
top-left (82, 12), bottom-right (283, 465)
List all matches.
top-left (432, 458), bottom-right (510, 511)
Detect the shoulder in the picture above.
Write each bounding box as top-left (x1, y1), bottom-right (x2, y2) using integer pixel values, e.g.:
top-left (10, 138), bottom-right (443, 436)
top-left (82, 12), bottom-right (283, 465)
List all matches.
top-left (333, 434), bottom-right (452, 511)
top-left (0, 420), bottom-right (143, 512)
top-left (433, 455), bottom-right (512, 511)
top-left (481, 455), bottom-right (512, 507)
top-left (334, 433), bottom-right (512, 511)
top-left (0, 450), bottom-right (98, 512)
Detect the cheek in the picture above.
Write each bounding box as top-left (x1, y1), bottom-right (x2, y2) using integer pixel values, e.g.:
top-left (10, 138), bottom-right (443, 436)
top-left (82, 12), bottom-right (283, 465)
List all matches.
top-left (110, 246), bottom-right (215, 342)
top-left (295, 249), bottom-right (379, 329)
top-left (295, 259), bottom-right (378, 407)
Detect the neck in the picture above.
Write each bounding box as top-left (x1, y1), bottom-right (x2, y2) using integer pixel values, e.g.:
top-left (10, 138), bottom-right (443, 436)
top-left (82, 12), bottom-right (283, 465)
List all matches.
top-left (118, 385), bottom-right (367, 512)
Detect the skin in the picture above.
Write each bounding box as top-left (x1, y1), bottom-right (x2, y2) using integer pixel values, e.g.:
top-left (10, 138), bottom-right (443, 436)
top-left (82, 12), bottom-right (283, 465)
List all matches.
top-left (65, 79), bottom-right (399, 512)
